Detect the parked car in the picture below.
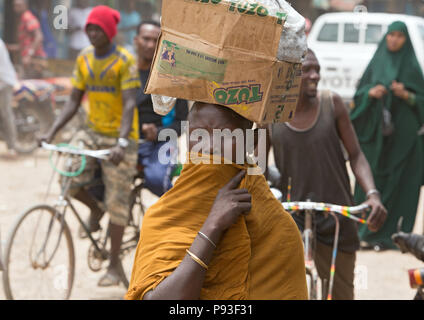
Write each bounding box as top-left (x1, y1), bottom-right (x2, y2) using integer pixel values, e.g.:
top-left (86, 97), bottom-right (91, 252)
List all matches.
top-left (308, 12), bottom-right (424, 105)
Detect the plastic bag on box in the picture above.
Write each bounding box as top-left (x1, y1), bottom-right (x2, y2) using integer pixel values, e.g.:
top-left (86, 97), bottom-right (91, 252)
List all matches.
top-left (268, 0), bottom-right (308, 63)
top-left (152, 94), bottom-right (177, 116)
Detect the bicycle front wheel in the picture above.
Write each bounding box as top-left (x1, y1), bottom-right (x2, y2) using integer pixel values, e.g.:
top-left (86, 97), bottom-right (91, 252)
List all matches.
top-left (2, 205), bottom-right (75, 300)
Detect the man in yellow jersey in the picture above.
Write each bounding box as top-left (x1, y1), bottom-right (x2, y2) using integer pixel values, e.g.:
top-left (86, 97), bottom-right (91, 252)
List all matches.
top-left (40, 5), bottom-right (140, 287)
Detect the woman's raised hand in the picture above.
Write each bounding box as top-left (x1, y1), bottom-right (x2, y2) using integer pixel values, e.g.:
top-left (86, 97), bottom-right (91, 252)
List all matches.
top-left (369, 84), bottom-right (388, 99)
top-left (204, 170), bottom-right (252, 236)
top-left (390, 81), bottom-right (409, 100)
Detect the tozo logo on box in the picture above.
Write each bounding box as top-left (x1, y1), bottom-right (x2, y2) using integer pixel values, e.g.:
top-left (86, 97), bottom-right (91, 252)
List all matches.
top-left (213, 85), bottom-right (264, 105)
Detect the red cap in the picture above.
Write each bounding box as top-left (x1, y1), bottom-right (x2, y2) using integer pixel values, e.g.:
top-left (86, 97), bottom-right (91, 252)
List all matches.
top-left (85, 5), bottom-right (121, 41)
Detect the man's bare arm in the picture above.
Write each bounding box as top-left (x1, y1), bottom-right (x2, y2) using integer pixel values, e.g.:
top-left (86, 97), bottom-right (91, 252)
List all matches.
top-left (107, 88), bottom-right (137, 165)
top-left (120, 88), bottom-right (137, 140)
top-left (333, 93), bottom-right (387, 231)
top-left (41, 88), bottom-right (84, 143)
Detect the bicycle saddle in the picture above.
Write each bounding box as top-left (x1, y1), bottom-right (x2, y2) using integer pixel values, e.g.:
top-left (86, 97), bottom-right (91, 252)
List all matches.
top-left (392, 232), bottom-right (424, 262)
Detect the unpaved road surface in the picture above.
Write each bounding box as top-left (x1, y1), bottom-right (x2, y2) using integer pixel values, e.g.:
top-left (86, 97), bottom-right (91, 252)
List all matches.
top-left (0, 144), bottom-right (423, 300)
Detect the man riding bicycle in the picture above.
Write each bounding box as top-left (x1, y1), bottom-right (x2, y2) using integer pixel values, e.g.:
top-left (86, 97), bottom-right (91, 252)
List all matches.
top-left (39, 5), bottom-right (140, 287)
top-left (266, 49), bottom-right (387, 300)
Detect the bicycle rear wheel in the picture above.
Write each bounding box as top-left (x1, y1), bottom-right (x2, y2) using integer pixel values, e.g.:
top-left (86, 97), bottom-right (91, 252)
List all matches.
top-left (2, 205), bottom-right (75, 300)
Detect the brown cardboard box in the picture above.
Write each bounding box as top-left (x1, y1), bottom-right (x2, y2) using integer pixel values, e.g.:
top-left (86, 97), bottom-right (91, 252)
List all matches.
top-left (145, 0), bottom-right (303, 124)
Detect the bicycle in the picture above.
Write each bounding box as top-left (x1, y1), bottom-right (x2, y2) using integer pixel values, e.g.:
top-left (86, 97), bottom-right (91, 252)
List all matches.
top-left (2, 142), bottom-right (145, 300)
top-left (280, 199), bottom-right (369, 300)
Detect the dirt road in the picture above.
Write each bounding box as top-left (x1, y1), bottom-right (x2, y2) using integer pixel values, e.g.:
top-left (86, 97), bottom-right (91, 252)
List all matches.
top-left (0, 144), bottom-right (422, 300)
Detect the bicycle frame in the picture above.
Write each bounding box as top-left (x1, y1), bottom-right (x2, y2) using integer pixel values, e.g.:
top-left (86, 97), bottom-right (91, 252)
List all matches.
top-left (40, 142), bottom-right (141, 264)
top-left (2, 143), bottom-right (143, 299)
top-left (63, 197), bottom-right (109, 260)
top-left (303, 206), bottom-right (319, 300)
top-left (300, 208), bottom-right (340, 300)
top-left (326, 210), bottom-right (340, 301)
top-left (32, 159), bottom-right (109, 271)
top-left (283, 201), bottom-right (368, 300)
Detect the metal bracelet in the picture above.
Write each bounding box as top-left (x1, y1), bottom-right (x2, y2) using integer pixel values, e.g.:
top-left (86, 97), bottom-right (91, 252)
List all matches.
top-left (198, 231), bottom-right (217, 248)
top-left (186, 249), bottom-right (208, 270)
top-left (366, 189), bottom-right (380, 199)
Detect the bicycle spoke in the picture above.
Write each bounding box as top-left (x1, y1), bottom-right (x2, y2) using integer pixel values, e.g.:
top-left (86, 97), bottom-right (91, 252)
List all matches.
top-left (4, 205), bottom-right (74, 300)
top-left (34, 211), bottom-right (57, 268)
top-left (44, 211), bottom-right (67, 267)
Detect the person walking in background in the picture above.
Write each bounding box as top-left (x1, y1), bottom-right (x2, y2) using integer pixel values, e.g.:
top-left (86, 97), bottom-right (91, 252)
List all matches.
top-left (118, 0), bottom-right (142, 55)
top-left (351, 21), bottom-right (424, 251)
top-left (68, 0), bottom-right (92, 59)
top-left (32, 0), bottom-right (57, 59)
top-left (134, 21), bottom-right (188, 197)
top-left (8, 0), bottom-right (46, 79)
top-left (0, 38), bottom-right (19, 158)
top-left (268, 49), bottom-right (387, 300)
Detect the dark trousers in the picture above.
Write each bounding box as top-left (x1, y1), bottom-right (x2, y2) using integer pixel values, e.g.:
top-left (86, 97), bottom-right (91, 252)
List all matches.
top-left (138, 141), bottom-right (177, 197)
top-left (314, 241), bottom-right (356, 300)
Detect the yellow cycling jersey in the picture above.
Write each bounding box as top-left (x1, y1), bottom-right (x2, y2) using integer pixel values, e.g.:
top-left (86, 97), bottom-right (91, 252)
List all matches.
top-left (71, 45), bottom-right (140, 140)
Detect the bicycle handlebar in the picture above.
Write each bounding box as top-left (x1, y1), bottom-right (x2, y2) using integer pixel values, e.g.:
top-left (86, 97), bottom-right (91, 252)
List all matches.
top-left (41, 142), bottom-right (111, 160)
top-left (282, 202), bottom-right (370, 224)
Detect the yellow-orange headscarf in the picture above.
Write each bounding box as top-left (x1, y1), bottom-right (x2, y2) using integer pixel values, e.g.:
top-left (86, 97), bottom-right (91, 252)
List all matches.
top-left (125, 153), bottom-right (308, 300)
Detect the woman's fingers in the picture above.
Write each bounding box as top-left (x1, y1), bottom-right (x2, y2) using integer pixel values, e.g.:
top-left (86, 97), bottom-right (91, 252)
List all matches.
top-left (237, 202), bottom-right (252, 215)
top-left (233, 193), bottom-right (252, 203)
top-left (223, 170), bottom-right (246, 191)
top-left (230, 188), bottom-right (249, 195)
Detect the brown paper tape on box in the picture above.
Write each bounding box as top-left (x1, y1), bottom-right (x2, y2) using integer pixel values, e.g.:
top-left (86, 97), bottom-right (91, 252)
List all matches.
top-left (145, 0), bottom-right (302, 124)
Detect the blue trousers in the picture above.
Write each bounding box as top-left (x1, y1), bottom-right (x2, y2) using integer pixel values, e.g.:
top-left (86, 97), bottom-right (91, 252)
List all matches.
top-left (138, 141), bottom-right (177, 197)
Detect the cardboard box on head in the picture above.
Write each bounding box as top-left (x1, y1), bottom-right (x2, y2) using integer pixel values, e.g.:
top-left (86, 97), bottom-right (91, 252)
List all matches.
top-left (146, 0), bottom-right (306, 124)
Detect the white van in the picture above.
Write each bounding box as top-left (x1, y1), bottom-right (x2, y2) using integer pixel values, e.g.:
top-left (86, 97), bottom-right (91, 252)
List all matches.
top-left (308, 12), bottom-right (424, 104)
